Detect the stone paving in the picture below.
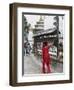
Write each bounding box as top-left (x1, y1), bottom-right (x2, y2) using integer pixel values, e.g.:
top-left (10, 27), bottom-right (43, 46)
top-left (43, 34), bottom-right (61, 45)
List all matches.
top-left (24, 53), bottom-right (63, 74)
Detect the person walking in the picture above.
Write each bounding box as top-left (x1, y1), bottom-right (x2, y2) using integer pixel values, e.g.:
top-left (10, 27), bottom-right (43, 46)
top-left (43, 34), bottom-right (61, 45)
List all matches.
top-left (24, 42), bottom-right (27, 56)
top-left (27, 43), bottom-right (31, 55)
top-left (42, 41), bottom-right (52, 73)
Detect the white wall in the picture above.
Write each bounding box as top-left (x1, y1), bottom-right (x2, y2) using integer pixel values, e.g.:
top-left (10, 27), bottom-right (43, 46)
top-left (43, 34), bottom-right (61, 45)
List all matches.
top-left (0, 0), bottom-right (74, 90)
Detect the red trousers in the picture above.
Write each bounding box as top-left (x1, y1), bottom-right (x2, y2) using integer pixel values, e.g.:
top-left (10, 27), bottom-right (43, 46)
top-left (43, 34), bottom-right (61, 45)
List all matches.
top-left (42, 59), bottom-right (51, 73)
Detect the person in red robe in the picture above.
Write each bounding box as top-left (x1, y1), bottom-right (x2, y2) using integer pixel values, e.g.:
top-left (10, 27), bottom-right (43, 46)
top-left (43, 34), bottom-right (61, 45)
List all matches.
top-left (42, 41), bottom-right (52, 73)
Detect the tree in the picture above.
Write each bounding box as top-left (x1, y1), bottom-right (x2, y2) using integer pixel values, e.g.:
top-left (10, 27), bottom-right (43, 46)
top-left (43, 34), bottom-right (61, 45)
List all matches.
top-left (53, 16), bottom-right (59, 28)
top-left (23, 16), bottom-right (30, 41)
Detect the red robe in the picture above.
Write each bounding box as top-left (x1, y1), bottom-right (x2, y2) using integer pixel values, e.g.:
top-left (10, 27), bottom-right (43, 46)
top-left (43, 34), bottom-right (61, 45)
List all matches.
top-left (42, 46), bottom-right (51, 63)
top-left (42, 46), bottom-right (51, 73)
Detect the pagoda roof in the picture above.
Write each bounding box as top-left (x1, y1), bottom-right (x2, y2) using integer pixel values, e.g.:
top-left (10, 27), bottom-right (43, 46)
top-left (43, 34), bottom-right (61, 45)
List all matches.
top-left (33, 28), bottom-right (60, 37)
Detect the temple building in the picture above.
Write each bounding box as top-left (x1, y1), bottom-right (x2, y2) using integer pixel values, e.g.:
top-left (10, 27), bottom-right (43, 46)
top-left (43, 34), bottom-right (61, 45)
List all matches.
top-left (33, 16), bottom-right (44, 34)
top-left (33, 16), bottom-right (59, 60)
